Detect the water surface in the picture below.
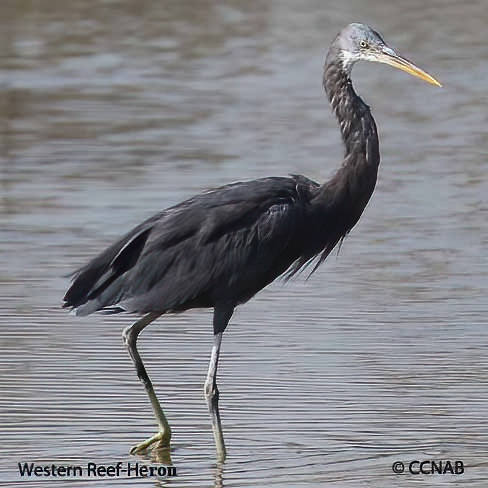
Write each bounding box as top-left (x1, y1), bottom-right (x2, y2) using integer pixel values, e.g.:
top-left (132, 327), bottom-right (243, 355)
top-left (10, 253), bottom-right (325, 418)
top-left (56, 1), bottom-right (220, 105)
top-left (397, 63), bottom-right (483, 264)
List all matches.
top-left (1, 0), bottom-right (487, 486)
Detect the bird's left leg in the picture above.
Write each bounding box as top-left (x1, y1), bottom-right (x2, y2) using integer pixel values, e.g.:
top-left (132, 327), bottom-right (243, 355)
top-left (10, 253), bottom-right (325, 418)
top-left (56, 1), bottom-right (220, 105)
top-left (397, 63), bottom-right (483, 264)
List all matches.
top-left (204, 305), bottom-right (233, 463)
top-left (122, 311), bottom-right (171, 455)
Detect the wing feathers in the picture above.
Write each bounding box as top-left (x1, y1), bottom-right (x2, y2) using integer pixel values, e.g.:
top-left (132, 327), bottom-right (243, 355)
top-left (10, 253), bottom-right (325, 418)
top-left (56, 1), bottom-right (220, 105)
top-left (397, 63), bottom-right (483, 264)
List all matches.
top-left (64, 176), bottom-right (317, 315)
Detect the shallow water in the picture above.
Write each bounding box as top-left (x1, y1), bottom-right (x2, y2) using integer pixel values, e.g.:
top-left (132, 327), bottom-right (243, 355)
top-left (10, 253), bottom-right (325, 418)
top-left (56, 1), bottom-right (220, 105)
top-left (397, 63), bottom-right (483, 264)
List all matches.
top-left (1, 0), bottom-right (487, 486)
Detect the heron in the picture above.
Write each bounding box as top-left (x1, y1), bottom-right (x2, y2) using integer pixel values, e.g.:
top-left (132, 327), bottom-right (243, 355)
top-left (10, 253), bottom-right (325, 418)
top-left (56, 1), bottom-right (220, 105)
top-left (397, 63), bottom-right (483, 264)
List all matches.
top-left (63, 23), bottom-right (441, 462)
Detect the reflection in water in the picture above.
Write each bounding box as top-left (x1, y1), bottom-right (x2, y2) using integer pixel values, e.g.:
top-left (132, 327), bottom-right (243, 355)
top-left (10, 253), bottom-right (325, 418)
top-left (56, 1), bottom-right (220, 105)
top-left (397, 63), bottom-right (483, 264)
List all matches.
top-left (1, 0), bottom-right (487, 487)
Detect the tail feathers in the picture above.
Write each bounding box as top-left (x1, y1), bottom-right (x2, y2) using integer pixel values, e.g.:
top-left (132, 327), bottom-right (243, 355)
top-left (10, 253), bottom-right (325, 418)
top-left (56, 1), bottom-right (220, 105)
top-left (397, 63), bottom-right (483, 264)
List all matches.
top-left (63, 227), bottom-right (152, 314)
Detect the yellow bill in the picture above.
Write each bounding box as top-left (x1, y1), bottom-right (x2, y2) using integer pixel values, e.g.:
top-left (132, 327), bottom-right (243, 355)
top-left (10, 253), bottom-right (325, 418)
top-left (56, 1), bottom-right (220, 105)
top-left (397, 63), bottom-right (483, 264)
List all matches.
top-left (378, 47), bottom-right (442, 87)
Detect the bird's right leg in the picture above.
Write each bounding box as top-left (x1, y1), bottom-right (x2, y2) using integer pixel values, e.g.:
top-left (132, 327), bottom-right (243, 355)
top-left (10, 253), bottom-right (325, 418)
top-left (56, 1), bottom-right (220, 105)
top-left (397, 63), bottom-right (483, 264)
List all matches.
top-left (204, 305), bottom-right (233, 463)
top-left (122, 311), bottom-right (171, 455)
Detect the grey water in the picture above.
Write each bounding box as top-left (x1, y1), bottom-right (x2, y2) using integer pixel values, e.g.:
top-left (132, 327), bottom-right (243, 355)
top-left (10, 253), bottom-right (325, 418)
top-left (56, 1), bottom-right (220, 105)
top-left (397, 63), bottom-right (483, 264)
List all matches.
top-left (1, 0), bottom-right (487, 486)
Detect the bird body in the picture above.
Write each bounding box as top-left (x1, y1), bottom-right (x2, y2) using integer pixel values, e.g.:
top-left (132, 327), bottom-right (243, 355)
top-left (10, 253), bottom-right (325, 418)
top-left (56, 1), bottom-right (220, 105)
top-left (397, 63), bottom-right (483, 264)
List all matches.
top-left (67, 175), bottom-right (311, 315)
top-left (63, 23), bottom-right (440, 462)
top-left (65, 169), bottom-right (375, 319)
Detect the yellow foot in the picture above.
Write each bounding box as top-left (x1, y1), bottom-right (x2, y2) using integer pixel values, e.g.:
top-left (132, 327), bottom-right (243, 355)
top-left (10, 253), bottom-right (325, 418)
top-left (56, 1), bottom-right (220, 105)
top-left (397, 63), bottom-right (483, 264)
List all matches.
top-left (129, 430), bottom-right (171, 455)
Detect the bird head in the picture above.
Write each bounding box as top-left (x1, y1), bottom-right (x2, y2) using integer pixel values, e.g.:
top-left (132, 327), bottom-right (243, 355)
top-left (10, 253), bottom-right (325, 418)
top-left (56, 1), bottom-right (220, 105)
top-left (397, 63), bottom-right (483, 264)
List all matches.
top-left (330, 23), bottom-right (441, 87)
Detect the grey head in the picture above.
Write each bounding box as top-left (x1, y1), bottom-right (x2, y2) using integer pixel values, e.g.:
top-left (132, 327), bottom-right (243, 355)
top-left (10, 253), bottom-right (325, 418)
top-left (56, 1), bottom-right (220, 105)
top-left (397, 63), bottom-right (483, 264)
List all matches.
top-left (327, 23), bottom-right (441, 86)
top-left (329, 23), bottom-right (388, 72)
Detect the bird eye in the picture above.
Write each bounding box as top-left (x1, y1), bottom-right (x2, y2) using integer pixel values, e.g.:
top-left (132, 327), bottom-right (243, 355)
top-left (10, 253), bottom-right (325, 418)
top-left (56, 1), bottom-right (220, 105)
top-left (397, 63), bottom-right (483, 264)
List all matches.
top-left (359, 40), bottom-right (368, 48)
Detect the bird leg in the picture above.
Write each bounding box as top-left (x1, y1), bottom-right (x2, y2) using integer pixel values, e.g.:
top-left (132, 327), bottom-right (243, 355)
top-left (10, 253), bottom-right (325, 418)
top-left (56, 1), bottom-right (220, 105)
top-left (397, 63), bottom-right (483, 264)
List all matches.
top-left (204, 305), bottom-right (233, 463)
top-left (122, 311), bottom-right (171, 455)
top-left (204, 331), bottom-right (226, 462)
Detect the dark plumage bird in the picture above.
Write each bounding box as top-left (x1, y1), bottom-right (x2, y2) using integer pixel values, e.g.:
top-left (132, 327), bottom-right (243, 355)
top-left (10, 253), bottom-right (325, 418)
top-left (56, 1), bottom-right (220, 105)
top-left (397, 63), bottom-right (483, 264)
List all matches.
top-left (64, 23), bottom-right (440, 462)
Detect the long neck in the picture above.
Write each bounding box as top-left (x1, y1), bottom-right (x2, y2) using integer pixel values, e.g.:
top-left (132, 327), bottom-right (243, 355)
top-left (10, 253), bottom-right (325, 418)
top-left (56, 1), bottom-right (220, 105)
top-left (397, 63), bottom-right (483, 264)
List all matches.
top-left (324, 58), bottom-right (380, 177)
top-left (317, 56), bottom-right (380, 228)
top-left (287, 53), bottom-right (384, 275)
